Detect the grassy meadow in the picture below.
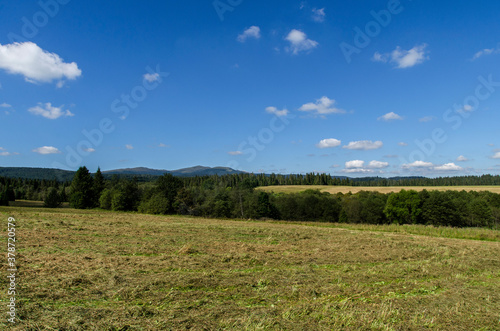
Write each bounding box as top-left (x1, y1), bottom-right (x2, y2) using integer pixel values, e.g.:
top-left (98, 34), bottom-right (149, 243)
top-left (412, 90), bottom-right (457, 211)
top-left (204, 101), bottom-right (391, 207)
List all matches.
top-left (0, 206), bottom-right (499, 330)
top-left (257, 185), bottom-right (500, 195)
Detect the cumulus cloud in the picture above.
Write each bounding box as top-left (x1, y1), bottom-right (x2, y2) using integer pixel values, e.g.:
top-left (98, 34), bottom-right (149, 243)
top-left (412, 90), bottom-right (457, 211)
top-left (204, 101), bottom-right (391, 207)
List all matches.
top-left (378, 112), bottom-right (403, 121)
top-left (125, 144), bottom-right (134, 150)
top-left (434, 163), bottom-right (462, 171)
top-left (373, 44), bottom-right (429, 69)
top-left (311, 8), bottom-right (326, 22)
top-left (28, 103), bottom-right (74, 120)
top-left (0, 147), bottom-right (18, 156)
top-left (341, 159), bottom-right (389, 173)
top-left (491, 151), bottom-right (500, 159)
top-left (0, 42), bottom-right (81, 84)
top-left (343, 140), bottom-right (383, 151)
top-left (402, 160), bottom-right (434, 168)
top-left (228, 151), bottom-right (243, 156)
top-left (265, 106), bottom-right (289, 117)
top-left (32, 146), bottom-right (61, 155)
top-left (158, 143), bottom-right (169, 148)
top-left (345, 160), bottom-right (365, 169)
top-left (285, 29), bottom-right (318, 55)
top-left (316, 138), bottom-right (341, 149)
top-left (368, 160), bottom-right (389, 169)
top-left (456, 155), bottom-right (469, 162)
top-left (398, 142), bottom-right (408, 147)
top-left (0, 103), bottom-right (11, 108)
top-left (298, 96), bottom-right (345, 116)
top-left (237, 26), bottom-right (261, 42)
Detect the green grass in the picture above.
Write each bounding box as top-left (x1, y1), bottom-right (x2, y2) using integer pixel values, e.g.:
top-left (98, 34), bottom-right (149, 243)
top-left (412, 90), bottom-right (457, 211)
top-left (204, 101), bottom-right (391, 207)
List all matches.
top-left (1, 206), bottom-right (499, 330)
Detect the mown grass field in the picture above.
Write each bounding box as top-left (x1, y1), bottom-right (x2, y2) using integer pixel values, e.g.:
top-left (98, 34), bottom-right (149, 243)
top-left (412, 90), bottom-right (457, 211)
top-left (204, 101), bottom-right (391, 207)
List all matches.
top-left (0, 207), bottom-right (499, 330)
top-left (257, 185), bottom-right (500, 195)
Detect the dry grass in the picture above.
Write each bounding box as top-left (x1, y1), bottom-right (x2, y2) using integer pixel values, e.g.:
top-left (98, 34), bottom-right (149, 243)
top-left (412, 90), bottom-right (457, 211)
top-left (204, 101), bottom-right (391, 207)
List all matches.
top-left (257, 185), bottom-right (500, 194)
top-left (0, 206), bottom-right (499, 330)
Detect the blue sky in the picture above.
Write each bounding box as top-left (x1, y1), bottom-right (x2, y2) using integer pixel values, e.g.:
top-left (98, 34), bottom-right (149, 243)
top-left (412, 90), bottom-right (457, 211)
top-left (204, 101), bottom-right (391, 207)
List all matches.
top-left (1, 0), bottom-right (500, 177)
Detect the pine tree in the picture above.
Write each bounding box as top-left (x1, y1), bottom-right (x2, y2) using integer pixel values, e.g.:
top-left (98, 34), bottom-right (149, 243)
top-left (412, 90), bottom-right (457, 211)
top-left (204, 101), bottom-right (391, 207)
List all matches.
top-left (44, 187), bottom-right (61, 208)
top-left (93, 167), bottom-right (105, 206)
top-left (70, 166), bottom-right (94, 209)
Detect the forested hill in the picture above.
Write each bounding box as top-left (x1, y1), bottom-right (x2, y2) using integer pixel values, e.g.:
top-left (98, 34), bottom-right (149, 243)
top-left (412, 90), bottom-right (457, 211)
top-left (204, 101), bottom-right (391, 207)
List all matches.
top-left (0, 166), bottom-right (244, 181)
top-left (103, 166), bottom-right (245, 177)
top-left (0, 167), bottom-right (75, 182)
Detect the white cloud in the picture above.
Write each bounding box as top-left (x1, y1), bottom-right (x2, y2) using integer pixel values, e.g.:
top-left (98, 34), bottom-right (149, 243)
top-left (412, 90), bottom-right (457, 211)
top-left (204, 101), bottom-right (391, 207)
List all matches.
top-left (398, 142), bottom-right (408, 147)
top-left (419, 116), bottom-right (435, 122)
top-left (0, 42), bottom-right (81, 84)
top-left (456, 155), bottom-right (469, 162)
top-left (316, 138), bottom-right (341, 149)
top-left (28, 103), bottom-right (74, 120)
top-left (434, 163), bottom-right (462, 171)
top-left (228, 151), bottom-right (243, 156)
top-left (378, 112), bottom-right (403, 121)
top-left (125, 144), bottom-right (134, 150)
top-left (345, 160), bottom-right (365, 169)
top-left (237, 26), bottom-right (261, 42)
top-left (265, 106), bottom-right (289, 117)
top-left (0, 147), bottom-right (17, 156)
top-left (368, 160), bottom-right (389, 169)
top-left (491, 152), bottom-right (500, 159)
top-left (402, 160), bottom-right (434, 168)
top-left (342, 168), bottom-right (376, 174)
top-left (0, 103), bottom-right (11, 108)
top-left (311, 8), bottom-right (326, 22)
top-left (373, 44), bottom-right (429, 69)
top-left (298, 96), bottom-right (345, 116)
top-left (158, 143), bottom-right (169, 148)
top-left (83, 148), bottom-right (96, 153)
top-left (471, 46), bottom-right (500, 61)
top-left (342, 159), bottom-right (388, 173)
top-left (32, 146), bottom-right (61, 155)
top-left (143, 73), bottom-right (160, 83)
top-left (285, 29), bottom-right (318, 55)
top-left (343, 140), bottom-right (383, 151)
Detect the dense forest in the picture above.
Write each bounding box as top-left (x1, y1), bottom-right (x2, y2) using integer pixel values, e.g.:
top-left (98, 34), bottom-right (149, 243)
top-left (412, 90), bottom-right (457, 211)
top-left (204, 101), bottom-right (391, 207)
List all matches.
top-left (1, 167), bottom-right (500, 229)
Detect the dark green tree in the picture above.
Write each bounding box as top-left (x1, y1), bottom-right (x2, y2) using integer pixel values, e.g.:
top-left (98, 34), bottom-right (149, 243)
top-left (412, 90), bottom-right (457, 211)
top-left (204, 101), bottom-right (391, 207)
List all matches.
top-left (69, 166), bottom-right (95, 209)
top-left (155, 173), bottom-right (183, 213)
top-left (0, 190), bottom-right (9, 206)
top-left (421, 191), bottom-right (462, 226)
top-left (44, 187), bottom-right (61, 208)
top-left (93, 167), bottom-right (105, 206)
top-left (5, 184), bottom-right (15, 201)
top-left (384, 190), bottom-right (422, 224)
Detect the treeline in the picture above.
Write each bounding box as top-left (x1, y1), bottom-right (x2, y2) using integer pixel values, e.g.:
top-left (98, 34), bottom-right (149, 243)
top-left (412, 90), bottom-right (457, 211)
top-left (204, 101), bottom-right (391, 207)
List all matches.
top-left (0, 176), bottom-right (69, 205)
top-left (1, 168), bottom-right (500, 229)
top-left (55, 167), bottom-right (498, 229)
top-left (180, 173), bottom-right (500, 187)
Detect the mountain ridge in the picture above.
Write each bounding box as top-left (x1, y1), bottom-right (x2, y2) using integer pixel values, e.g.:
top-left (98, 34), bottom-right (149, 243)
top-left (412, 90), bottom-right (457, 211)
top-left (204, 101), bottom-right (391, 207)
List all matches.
top-left (0, 166), bottom-right (245, 181)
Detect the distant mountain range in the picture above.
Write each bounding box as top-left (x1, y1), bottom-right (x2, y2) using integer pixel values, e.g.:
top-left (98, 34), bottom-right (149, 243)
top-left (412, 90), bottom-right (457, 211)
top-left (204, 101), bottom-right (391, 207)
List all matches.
top-left (0, 166), bottom-right (245, 181)
top-left (103, 166), bottom-right (245, 177)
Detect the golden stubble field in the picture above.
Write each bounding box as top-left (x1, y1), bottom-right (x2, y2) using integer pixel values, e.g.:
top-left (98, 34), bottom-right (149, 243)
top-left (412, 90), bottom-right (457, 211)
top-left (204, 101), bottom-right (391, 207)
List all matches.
top-left (0, 207), bottom-right (499, 330)
top-left (257, 185), bottom-right (500, 195)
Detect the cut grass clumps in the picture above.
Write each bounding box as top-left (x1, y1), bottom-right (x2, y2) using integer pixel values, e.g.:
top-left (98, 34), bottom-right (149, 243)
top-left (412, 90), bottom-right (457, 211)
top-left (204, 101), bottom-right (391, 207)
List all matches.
top-left (0, 206), bottom-right (499, 330)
